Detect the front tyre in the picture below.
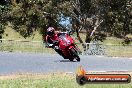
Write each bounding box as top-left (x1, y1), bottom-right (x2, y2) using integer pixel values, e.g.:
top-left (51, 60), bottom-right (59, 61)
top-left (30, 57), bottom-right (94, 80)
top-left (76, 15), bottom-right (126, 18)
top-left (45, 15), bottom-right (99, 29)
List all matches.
top-left (76, 56), bottom-right (80, 62)
top-left (70, 47), bottom-right (80, 62)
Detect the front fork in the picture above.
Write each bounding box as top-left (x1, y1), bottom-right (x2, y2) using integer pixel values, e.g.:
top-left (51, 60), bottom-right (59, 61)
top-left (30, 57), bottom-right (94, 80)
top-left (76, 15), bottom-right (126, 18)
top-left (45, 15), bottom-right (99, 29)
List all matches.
top-left (68, 45), bottom-right (78, 56)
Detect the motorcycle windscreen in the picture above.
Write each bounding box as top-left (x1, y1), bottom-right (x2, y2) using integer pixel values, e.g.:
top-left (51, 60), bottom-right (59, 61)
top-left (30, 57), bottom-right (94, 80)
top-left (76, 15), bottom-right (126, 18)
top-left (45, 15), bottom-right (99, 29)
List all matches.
top-left (59, 35), bottom-right (73, 49)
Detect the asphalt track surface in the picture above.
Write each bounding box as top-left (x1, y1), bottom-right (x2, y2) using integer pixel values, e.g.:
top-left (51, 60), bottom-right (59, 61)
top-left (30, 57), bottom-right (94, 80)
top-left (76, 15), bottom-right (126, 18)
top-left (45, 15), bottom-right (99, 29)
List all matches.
top-left (0, 52), bottom-right (132, 74)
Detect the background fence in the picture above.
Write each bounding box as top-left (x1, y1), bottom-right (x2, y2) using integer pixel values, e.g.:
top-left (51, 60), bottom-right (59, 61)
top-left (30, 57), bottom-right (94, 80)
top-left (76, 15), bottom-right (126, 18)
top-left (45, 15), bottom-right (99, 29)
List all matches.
top-left (0, 39), bottom-right (132, 57)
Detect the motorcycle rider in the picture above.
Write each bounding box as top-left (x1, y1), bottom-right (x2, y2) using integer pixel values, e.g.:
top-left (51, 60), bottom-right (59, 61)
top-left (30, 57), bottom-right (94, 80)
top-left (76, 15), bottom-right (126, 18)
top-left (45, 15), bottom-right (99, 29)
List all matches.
top-left (45, 27), bottom-right (67, 58)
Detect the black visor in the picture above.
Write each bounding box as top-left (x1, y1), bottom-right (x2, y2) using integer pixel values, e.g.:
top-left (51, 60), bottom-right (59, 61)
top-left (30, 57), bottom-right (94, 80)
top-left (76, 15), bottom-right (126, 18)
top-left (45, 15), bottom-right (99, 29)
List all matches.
top-left (47, 30), bottom-right (54, 36)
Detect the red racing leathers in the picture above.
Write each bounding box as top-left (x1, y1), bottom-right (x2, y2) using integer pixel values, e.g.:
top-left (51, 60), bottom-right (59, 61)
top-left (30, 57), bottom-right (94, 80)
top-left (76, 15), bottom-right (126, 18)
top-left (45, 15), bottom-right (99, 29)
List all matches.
top-left (45, 31), bottom-right (67, 58)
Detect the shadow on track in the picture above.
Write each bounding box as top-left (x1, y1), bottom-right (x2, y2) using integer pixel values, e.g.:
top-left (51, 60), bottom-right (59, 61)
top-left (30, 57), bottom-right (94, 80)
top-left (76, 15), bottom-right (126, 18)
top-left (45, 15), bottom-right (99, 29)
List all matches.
top-left (60, 60), bottom-right (77, 62)
top-left (54, 60), bottom-right (78, 62)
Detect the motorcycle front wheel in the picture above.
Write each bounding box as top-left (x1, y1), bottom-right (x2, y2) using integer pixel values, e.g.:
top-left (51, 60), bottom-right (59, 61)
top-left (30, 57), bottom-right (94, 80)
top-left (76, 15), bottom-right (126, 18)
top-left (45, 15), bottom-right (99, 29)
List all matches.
top-left (69, 47), bottom-right (80, 62)
top-left (75, 55), bottom-right (80, 62)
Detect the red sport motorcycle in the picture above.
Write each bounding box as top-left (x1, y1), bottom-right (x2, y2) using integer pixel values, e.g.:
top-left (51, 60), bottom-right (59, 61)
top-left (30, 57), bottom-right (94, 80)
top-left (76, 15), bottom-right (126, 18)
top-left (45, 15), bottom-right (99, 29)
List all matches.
top-left (51, 33), bottom-right (81, 62)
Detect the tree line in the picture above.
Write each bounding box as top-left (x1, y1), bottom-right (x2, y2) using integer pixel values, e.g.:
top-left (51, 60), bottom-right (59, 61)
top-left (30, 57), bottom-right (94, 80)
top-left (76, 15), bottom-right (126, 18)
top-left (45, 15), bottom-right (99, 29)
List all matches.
top-left (0, 0), bottom-right (132, 44)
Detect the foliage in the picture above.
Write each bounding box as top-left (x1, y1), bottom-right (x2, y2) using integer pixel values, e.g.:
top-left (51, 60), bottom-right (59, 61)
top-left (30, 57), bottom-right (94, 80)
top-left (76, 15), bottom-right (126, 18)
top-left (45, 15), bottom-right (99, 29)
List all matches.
top-left (0, 0), bottom-right (132, 43)
top-left (0, 5), bottom-right (8, 39)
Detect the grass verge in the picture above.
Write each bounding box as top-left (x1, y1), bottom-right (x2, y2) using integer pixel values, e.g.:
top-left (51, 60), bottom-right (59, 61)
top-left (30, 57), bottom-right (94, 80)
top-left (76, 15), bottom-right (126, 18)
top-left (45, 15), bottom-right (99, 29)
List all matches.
top-left (1, 26), bottom-right (132, 57)
top-left (0, 73), bottom-right (131, 88)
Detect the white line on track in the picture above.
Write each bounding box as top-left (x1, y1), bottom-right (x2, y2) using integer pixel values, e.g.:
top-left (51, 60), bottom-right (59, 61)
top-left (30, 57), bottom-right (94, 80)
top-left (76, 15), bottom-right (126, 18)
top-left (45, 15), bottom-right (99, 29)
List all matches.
top-left (129, 58), bottom-right (132, 59)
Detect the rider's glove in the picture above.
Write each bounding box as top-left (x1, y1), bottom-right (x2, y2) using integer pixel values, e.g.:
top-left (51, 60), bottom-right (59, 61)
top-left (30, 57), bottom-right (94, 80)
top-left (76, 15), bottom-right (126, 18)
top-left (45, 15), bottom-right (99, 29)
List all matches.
top-left (54, 46), bottom-right (59, 50)
top-left (48, 44), bottom-right (54, 48)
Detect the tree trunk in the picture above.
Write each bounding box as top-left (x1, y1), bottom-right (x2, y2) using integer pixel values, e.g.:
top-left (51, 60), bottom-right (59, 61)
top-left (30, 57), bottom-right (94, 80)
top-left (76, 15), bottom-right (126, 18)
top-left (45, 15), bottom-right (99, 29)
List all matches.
top-left (74, 25), bottom-right (86, 49)
top-left (123, 0), bottom-right (130, 36)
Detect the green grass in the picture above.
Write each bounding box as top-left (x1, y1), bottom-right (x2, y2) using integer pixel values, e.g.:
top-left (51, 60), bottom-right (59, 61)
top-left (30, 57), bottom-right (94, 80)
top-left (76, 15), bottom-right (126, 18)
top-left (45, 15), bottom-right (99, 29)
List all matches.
top-left (0, 40), bottom-right (56, 54)
top-left (1, 25), bottom-right (132, 57)
top-left (0, 73), bottom-right (131, 88)
top-left (3, 25), bottom-right (42, 41)
top-left (0, 37), bottom-right (132, 57)
top-left (105, 45), bottom-right (132, 57)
